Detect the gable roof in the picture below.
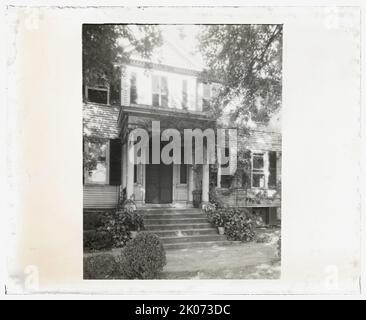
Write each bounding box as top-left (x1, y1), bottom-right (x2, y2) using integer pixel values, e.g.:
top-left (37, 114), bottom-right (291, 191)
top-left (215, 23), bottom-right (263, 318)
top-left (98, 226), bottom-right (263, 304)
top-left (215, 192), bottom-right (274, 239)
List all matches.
top-left (129, 40), bottom-right (203, 72)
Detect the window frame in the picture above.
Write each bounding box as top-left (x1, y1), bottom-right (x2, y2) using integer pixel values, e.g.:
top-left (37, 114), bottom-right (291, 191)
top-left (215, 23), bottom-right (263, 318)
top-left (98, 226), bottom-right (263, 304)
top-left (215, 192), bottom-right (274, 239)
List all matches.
top-left (152, 75), bottom-right (169, 108)
top-left (251, 152), bottom-right (266, 189)
top-left (84, 140), bottom-right (110, 185)
top-left (202, 82), bottom-right (211, 110)
top-left (85, 86), bottom-right (110, 105)
top-left (182, 79), bottom-right (188, 109)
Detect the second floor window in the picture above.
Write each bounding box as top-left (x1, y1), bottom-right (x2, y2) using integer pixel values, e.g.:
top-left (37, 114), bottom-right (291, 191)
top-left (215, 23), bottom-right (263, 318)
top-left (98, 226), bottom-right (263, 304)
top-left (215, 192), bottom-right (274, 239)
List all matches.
top-left (85, 86), bottom-right (109, 105)
top-left (182, 80), bottom-right (188, 109)
top-left (202, 83), bottom-right (211, 110)
top-left (130, 72), bottom-right (138, 104)
top-left (152, 75), bottom-right (168, 107)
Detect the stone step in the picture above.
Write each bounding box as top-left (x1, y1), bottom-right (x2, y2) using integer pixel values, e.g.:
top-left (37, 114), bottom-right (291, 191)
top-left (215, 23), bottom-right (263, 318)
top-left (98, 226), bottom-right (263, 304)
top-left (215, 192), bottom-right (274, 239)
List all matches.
top-left (146, 223), bottom-right (213, 231)
top-left (142, 213), bottom-right (207, 220)
top-left (163, 240), bottom-right (240, 250)
top-left (144, 217), bottom-right (209, 225)
top-left (159, 234), bottom-right (226, 245)
top-left (138, 209), bottom-right (202, 215)
top-left (147, 228), bottom-right (218, 238)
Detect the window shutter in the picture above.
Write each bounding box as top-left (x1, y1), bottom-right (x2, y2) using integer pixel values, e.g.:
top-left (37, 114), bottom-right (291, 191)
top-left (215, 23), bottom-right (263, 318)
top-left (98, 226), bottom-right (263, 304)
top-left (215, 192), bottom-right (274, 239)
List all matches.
top-left (268, 151), bottom-right (277, 188)
top-left (121, 69), bottom-right (130, 106)
top-left (109, 139), bottom-right (122, 185)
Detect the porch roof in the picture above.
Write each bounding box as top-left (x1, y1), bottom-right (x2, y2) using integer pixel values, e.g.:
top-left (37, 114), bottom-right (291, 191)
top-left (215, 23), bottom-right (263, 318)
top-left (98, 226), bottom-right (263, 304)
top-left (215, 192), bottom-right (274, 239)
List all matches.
top-left (83, 102), bottom-right (121, 139)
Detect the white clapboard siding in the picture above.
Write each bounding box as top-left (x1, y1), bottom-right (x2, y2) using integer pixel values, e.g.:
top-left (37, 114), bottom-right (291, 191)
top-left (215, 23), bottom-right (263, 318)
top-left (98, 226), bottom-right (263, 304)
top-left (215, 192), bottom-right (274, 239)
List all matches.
top-left (83, 185), bottom-right (119, 208)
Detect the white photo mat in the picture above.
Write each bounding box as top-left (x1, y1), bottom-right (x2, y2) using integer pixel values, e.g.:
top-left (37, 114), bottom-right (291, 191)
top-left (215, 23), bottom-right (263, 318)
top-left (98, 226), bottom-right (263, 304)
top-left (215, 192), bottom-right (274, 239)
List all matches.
top-left (4, 5), bottom-right (362, 295)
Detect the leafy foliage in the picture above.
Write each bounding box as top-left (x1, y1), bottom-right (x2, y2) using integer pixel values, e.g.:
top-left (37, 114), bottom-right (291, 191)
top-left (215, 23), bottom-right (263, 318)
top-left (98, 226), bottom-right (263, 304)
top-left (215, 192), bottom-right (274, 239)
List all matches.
top-left (277, 234), bottom-right (281, 258)
top-left (223, 208), bottom-right (257, 242)
top-left (118, 232), bottom-right (167, 279)
top-left (84, 230), bottom-right (113, 251)
top-left (83, 24), bottom-right (162, 99)
top-left (83, 253), bottom-right (119, 279)
top-left (198, 25), bottom-right (282, 124)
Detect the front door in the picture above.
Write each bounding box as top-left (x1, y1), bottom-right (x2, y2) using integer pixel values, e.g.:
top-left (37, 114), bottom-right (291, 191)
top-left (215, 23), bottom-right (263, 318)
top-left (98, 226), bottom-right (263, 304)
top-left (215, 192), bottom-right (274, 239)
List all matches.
top-left (145, 164), bottom-right (173, 204)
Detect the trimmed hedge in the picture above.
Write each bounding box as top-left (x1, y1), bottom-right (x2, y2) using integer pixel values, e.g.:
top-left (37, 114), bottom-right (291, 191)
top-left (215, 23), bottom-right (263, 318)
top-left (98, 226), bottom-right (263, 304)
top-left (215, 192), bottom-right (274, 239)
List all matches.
top-left (118, 232), bottom-right (166, 279)
top-left (84, 253), bottom-right (118, 279)
top-left (83, 230), bottom-right (113, 251)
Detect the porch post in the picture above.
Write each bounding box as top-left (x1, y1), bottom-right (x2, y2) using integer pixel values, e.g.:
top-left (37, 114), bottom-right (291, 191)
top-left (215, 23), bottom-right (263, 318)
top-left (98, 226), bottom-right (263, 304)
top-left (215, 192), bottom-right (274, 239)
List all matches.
top-left (122, 143), bottom-right (127, 189)
top-left (188, 165), bottom-right (194, 204)
top-left (126, 141), bottom-right (134, 199)
top-left (217, 165), bottom-right (221, 188)
top-left (202, 164), bottom-right (209, 203)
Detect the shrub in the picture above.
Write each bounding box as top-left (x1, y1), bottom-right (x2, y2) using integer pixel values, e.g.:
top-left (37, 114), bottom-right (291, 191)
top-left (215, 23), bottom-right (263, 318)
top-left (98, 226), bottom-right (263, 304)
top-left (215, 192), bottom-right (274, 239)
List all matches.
top-left (84, 230), bottom-right (113, 251)
top-left (101, 210), bottom-right (131, 248)
top-left (276, 235), bottom-right (281, 258)
top-left (126, 211), bottom-right (145, 231)
top-left (84, 253), bottom-right (118, 279)
top-left (118, 232), bottom-right (166, 279)
top-left (223, 208), bottom-right (256, 242)
top-left (211, 209), bottom-right (229, 227)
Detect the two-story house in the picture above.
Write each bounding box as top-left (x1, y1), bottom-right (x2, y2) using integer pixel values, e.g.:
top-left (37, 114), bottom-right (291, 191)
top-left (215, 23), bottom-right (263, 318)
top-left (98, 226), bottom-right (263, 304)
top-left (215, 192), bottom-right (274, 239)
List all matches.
top-left (83, 41), bottom-right (281, 225)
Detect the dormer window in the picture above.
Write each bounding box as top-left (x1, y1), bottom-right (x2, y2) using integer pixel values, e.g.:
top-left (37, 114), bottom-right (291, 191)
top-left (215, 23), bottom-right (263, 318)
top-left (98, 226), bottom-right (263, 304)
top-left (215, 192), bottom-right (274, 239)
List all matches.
top-left (85, 86), bottom-right (109, 105)
top-left (152, 75), bottom-right (168, 107)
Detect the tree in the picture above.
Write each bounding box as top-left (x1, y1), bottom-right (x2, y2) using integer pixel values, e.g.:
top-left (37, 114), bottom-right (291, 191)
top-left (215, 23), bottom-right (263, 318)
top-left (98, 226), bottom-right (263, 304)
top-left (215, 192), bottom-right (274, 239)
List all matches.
top-left (82, 24), bottom-right (162, 102)
top-left (83, 25), bottom-right (162, 174)
top-left (198, 25), bottom-right (282, 124)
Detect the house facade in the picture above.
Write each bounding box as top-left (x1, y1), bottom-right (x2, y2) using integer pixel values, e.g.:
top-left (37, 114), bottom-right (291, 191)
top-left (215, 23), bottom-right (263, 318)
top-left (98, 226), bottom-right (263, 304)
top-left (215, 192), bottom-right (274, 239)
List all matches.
top-left (83, 43), bottom-right (281, 225)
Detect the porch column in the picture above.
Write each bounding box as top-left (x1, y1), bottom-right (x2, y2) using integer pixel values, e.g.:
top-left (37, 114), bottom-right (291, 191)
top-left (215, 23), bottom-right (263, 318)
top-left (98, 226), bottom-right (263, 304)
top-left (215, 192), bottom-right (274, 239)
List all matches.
top-left (202, 164), bottom-right (209, 203)
top-left (217, 165), bottom-right (222, 188)
top-left (122, 143), bottom-right (127, 189)
top-left (188, 165), bottom-right (194, 203)
top-left (126, 141), bottom-right (134, 199)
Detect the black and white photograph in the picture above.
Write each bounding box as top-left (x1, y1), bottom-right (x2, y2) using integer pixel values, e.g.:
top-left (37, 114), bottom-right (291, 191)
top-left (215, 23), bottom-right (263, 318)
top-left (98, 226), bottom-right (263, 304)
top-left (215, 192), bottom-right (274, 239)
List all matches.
top-left (2, 3), bottom-right (364, 301)
top-left (82, 24), bottom-right (282, 280)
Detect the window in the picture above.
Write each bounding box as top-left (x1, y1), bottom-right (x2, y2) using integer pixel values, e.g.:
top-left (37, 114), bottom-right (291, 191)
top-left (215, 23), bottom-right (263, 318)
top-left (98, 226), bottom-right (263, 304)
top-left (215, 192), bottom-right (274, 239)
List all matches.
top-left (252, 153), bottom-right (265, 188)
top-left (130, 72), bottom-right (138, 104)
top-left (182, 80), bottom-right (188, 109)
top-left (268, 151), bottom-right (277, 188)
top-left (220, 148), bottom-right (234, 188)
top-left (202, 83), bottom-right (211, 110)
top-left (85, 86), bottom-right (109, 104)
top-left (152, 75), bottom-right (168, 107)
top-left (85, 141), bottom-right (109, 184)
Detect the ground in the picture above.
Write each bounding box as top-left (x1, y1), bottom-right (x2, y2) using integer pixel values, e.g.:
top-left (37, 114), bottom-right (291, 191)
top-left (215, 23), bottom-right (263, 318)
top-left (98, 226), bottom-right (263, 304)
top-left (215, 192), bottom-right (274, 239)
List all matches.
top-left (84, 228), bottom-right (281, 280)
top-left (161, 240), bottom-right (280, 280)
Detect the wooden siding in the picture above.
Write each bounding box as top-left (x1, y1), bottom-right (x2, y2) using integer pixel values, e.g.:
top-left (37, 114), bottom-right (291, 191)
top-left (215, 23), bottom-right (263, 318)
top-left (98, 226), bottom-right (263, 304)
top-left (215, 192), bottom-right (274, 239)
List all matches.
top-left (83, 185), bottom-right (119, 208)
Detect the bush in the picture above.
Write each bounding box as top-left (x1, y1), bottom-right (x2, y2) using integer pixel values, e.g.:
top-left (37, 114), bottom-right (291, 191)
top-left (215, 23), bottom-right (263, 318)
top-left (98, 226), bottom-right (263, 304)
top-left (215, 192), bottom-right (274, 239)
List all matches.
top-left (211, 209), bottom-right (229, 227)
top-left (118, 232), bottom-right (166, 279)
top-left (126, 211), bottom-right (145, 231)
top-left (101, 210), bottom-right (132, 248)
top-left (84, 230), bottom-right (113, 251)
top-left (223, 208), bottom-right (257, 242)
top-left (276, 235), bottom-right (281, 258)
top-left (84, 253), bottom-right (118, 279)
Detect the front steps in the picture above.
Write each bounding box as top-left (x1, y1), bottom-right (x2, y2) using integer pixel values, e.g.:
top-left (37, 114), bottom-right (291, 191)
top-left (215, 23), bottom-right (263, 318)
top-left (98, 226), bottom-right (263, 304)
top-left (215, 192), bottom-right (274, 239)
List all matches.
top-left (139, 208), bottom-right (229, 250)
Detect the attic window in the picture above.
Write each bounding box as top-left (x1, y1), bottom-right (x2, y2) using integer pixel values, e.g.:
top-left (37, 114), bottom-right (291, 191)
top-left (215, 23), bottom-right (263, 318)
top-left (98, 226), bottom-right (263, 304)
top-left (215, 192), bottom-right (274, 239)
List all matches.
top-left (85, 86), bottom-right (109, 105)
